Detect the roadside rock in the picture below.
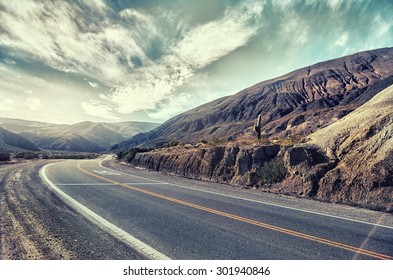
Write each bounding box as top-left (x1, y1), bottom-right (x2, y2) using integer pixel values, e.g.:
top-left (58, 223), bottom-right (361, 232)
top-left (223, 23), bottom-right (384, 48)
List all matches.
top-left (131, 144), bottom-right (281, 186)
top-left (277, 145), bottom-right (336, 196)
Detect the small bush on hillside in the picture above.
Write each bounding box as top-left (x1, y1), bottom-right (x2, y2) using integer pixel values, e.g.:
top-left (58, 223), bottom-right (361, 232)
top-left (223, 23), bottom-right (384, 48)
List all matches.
top-left (209, 137), bottom-right (223, 146)
top-left (122, 147), bottom-right (153, 163)
top-left (166, 140), bottom-right (185, 147)
top-left (256, 157), bottom-right (287, 184)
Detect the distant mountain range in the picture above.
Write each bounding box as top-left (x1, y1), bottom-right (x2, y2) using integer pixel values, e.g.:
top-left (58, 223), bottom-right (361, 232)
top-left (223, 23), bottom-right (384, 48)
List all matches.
top-left (0, 127), bottom-right (40, 152)
top-left (113, 47), bottom-right (393, 149)
top-left (0, 118), bottom-right (159, 152)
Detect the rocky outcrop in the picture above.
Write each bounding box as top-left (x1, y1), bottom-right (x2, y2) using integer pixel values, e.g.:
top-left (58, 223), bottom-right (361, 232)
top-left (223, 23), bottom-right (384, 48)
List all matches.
top-left (131, 144), bottom-right (281, 186)
top-left (276, 145), bottom-right (336, 197)
top-left (271, 85), bottom-right (393, 210)
top-left (115, 47), bottom-right (393, 149)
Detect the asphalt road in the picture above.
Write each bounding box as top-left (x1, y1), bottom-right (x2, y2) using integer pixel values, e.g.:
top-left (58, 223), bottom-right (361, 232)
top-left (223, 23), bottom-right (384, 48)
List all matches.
top-left (0, 160), bottom-right (144, 260)
top-left (41, 156), bottom-right (393, 260)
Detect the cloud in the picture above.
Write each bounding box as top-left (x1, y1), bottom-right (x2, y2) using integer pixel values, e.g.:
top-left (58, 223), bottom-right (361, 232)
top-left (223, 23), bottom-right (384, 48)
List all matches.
top-left (105, 1), bottom-right (264, 117)
top-left (0, 0), bottom-right (263, 120)
top-left (89, 81), bottom-right (99, 89)
top-left (327, 0), bottom-right (342, 10)
top-left (334, 32), bottom-right (349, 47)
top-left (24, 90), bottom-right (41, 110)
top-left (147, 93), bottom-right (194, 120)
top-left (26, 95), bottom-right (41, 110)
top-left (81, 100), bottom-right (120, 120)
top-left (171, 2), bottom-right (263, 69)
top-left (3, 58), bottom-right (16, 65)
top-left (0, 0), bottom-right (155, 86)
top-left (0, 98), bottom-right (15, 112)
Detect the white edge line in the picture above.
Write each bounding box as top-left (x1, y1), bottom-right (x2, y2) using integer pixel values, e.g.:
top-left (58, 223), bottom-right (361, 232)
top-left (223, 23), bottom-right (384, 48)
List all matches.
top-left (40, 162), bottom-right (171, 260)
top-left (99, 157), bottom-right (393, 230)
top-left (56, 183), bottom-right (167, 186)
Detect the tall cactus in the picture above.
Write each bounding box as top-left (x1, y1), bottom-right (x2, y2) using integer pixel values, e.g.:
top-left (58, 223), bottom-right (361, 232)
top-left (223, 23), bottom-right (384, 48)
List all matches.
top-left (254, 114), bottom-right (262, 139)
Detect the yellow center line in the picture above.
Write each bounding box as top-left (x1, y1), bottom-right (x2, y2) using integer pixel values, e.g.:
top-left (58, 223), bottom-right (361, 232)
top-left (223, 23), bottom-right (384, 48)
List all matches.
top-left (76, 162), bottom-right (393, 260)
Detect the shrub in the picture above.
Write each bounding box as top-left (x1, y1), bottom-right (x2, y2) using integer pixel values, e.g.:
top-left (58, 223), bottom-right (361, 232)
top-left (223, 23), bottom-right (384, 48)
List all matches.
top-left (257, 157), bottom-right (287, 184)
top-left (41, 153), bottom-right (49, 159)
top-left (166, 140), bottom-right (185, 147)
top-left (122, 147), bottom-right (153, 163)
top-left (24, 153), bottom-right (39, 160)
top-left (116, 150), bottom-right (124, 159)
top-left (209, 137), bottom-right (222, 146)
top-left (0, 152), bottom-right (11, 161)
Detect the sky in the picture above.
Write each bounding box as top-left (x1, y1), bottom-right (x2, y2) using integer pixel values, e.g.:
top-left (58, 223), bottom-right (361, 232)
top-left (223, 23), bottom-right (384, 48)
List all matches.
top-left (0, 0), bottom-right (392, 124)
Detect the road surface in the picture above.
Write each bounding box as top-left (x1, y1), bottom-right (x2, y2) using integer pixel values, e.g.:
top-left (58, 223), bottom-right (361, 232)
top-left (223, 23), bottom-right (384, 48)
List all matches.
top-left (40, 156), bottom-right (393, 260)
top-left (0, 160), bottom-right (143, 260)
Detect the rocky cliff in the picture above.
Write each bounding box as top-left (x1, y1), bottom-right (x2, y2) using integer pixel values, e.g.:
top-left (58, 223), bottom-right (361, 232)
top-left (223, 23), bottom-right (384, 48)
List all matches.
top-left (131, 144), bottom-right (281, 187)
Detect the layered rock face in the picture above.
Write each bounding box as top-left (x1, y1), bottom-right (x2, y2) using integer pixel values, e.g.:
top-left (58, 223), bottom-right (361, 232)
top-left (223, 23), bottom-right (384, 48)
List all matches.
top-left (275, 84), bottom-right (393, 210)
top-left (116, 47), bottom-right (393, 149)
top-left (131, 144), bottom-right (281, 186)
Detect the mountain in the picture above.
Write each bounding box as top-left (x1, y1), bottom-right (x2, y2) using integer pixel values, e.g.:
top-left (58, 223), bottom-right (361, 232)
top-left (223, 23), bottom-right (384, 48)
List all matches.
top-left (0, 117), bottom-right (67, 134)
top-left (115, 47), bottom-right (393, 149)
top-left (59, 121), bottom-right (127, 149)
top-left (0, 127), bottom-right (40, 152)
top-left (19, 131), bottom-right (103, 153)
top-left (0, 118), bottom-right (160, 152)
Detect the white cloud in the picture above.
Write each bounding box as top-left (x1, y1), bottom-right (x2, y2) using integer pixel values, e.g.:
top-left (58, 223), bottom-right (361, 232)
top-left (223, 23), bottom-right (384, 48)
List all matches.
top-left (26, 94), bottom-right (41, 111)
top-left (0, 0), bottom-right (263, 120)
top-left (372, 15), bottom-right (392, 38)
top-left (0, 1), bottom-right (154, 86)
top-left (172, 2), bottom-right (263, 69)
top-left (81, 100), bottom-right (120, 120)
top-left (0, 98), bottom-right (15, 112)
top-left (327, 0), bottom-right (343, 10)
top-left (89, 81), bottom-right (99, 89)
top-left (272, 0), bottom-right (296, 10)
top-left (148, 93), bottom-right (193, 121)
top-left (362, 15), bottom-right (393, 51)
top-left (280, 14), bottom-right (309, 46)
top-left (3, 58), bottom-right (16, 65)
top-left (334, 32), bottom-right (349, 47)
top-left (105, 1), bottom-right (264, 116)
top-left (24, 89), bottom-right (41, 110)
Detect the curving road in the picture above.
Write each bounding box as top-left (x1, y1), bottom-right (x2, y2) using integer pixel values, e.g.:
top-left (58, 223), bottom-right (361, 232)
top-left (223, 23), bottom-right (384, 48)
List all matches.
top-left (41, 156), bottom-right (393, 260)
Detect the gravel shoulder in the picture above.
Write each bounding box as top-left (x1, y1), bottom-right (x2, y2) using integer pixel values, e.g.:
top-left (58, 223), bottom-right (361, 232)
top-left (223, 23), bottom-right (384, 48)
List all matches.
top-left (102, 158), bottom-right (393, 228)
top-left (0, 160), bottom-right (144, 260)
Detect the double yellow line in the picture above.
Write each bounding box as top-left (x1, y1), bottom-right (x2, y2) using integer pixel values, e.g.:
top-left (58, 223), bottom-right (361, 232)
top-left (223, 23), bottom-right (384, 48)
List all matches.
top-left (76, 162), bottom-right (393, 260)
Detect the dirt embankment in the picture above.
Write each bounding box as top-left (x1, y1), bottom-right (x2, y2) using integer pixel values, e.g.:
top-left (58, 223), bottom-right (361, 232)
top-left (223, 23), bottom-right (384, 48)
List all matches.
top-left (0, 160), bottom-right (143, 260)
